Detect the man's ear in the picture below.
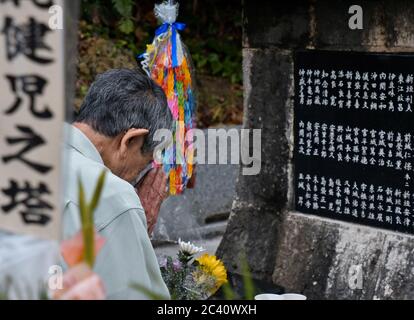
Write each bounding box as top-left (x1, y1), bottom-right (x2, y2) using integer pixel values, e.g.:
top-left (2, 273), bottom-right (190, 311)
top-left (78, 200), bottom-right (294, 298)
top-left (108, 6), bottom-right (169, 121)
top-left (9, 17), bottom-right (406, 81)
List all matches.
top-left (120, 128), bottom-right (149, 156)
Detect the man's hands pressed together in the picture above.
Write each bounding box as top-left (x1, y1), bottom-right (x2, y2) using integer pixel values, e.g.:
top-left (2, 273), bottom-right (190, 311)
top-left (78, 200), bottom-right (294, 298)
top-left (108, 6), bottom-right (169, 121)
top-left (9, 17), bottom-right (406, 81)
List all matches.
top-left (136, 167), bottom-right (169, 235)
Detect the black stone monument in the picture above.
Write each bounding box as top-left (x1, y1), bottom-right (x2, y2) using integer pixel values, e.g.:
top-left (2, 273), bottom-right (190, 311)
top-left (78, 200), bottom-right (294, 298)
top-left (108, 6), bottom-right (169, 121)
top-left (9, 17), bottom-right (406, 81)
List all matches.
top-left (295, 50), bottom-right (414, 234)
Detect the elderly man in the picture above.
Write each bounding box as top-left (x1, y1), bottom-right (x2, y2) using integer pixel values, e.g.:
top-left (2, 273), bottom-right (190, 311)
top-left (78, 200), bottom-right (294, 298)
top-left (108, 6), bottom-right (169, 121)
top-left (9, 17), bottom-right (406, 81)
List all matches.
top-left (62, 69), bottom-right (173, 299)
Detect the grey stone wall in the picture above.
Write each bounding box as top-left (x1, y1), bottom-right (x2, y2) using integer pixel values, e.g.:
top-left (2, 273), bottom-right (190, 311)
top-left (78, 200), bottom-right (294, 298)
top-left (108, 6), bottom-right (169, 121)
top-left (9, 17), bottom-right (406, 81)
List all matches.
top-left (217, 0), bottom-right (414, 299)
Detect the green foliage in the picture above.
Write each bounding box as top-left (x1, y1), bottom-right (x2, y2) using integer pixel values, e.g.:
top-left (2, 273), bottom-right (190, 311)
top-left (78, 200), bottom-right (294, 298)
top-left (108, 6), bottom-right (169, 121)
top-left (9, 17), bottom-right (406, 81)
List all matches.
top-left (78, 0), bottom-right (243, 127)
top-left (192, 52), bottom-right (242, 84)
top-left (112, 0), bottom-right (135, 34)
top-left (78, 170), bottom-right (107, 267)
top-left (181, 0), bottom-right (242, 84)
top-left (81, 0), bottom-right (135, 35)
top-left (75, 21), bottom-right (137, 110)
top-left (118, 18), bottom-right (135, 34)
top-left (80, 0), bottom-right (242, 84)
top-left (112, 0), bottom-right (133, 17)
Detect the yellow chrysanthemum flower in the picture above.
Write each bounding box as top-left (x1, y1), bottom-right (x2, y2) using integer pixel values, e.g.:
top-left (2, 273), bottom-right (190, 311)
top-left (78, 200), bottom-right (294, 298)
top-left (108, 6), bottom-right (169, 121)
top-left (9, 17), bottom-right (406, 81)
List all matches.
top-left (195, 254), bottom-right (228, 292)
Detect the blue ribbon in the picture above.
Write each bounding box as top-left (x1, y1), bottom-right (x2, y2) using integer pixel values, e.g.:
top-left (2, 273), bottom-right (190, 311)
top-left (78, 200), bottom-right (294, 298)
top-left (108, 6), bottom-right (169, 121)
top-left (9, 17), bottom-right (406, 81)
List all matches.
top-left (155, 22), bottom-right (186, 68)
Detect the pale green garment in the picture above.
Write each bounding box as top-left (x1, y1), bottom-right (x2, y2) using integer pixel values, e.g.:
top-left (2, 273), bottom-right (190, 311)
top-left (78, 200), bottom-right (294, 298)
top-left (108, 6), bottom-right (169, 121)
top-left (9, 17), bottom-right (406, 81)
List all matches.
top-left (61, 123), bottom-right (170, 300)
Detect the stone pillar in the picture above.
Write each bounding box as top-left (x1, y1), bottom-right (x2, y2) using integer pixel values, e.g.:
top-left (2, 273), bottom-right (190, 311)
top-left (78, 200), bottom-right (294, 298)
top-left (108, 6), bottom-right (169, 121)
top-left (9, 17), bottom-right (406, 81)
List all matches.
top-left (217, 0), bottom-right (414, 299)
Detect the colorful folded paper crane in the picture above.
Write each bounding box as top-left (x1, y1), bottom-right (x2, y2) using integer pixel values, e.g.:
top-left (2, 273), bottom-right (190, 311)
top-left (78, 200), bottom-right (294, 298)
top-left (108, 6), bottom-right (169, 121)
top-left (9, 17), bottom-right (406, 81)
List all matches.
top-left (139, 1), bottom-right (196, 195)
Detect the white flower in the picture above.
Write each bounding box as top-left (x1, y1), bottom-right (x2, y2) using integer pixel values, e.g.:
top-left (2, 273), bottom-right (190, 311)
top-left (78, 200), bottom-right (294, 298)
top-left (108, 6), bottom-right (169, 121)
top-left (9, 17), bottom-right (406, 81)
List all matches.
top-left (178, 238), bottom-right (205, 256)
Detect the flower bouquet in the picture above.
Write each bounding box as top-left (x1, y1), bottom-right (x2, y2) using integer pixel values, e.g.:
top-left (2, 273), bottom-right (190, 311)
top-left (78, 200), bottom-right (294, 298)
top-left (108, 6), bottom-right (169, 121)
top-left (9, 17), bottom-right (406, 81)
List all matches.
top-left (159, 239), bottom-right (228, 300)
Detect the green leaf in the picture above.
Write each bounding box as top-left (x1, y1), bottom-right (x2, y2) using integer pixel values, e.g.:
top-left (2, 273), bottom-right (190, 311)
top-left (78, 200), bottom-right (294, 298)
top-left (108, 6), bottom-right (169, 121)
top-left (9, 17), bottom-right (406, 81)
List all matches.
top-left (118, 18), bottom-right (134, 34)
top-left (241, 257), bottom-right (256, 300)
top-left (83, 224), bottom-right (94, 268)
top-left (78, 175), bottom-right (87, 226)
top-left (89, 170), bottom-right (107, 214)
top-left (112, 0), bottom-right (133, 17)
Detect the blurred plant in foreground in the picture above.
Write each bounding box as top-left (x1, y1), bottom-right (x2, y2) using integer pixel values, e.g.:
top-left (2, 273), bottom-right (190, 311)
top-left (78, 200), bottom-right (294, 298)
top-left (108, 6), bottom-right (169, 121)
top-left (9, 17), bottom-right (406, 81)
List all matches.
top-left (52, 170), bottom-right (107, 300)
top-left (0, 171), bottom-right (108, 300)
top-left (77, 0), bottom-right (243, 128)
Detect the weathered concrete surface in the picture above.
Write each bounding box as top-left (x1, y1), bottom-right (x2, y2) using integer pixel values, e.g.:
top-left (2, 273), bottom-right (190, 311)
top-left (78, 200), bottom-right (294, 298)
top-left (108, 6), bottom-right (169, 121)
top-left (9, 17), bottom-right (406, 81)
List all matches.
top-left (218, 0), bottom-right (414, 299)
top-left (273, 212), bottom-right (414, 300)
top-left (217, 48), bottom-right (294, 282)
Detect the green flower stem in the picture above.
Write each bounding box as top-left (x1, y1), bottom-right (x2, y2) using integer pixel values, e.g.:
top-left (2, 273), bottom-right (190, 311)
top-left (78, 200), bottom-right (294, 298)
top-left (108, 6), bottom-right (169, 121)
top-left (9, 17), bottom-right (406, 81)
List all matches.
top-left (78, 170), bottom-right (107, 268)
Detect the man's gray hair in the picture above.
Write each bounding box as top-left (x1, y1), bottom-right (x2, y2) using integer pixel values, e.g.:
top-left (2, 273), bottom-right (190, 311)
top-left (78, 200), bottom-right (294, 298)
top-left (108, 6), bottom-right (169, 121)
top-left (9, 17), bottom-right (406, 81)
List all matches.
top-left (76, 69), bottom-right (173, 153)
